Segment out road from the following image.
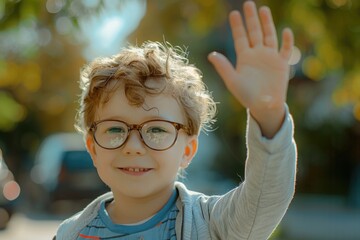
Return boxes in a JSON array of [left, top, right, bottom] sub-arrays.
[[0, 213, 62, 240]]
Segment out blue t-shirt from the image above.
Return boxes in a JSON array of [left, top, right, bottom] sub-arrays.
[[77, 190, 178, 240]]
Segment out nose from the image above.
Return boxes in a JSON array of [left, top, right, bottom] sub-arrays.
[[122, 130, 146, 155]]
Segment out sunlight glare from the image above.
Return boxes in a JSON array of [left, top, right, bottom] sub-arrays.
[[98, 17, 124, 47], [79, 0, 146, 60]]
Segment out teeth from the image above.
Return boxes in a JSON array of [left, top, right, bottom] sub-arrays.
[[126, 168, 146, 172]]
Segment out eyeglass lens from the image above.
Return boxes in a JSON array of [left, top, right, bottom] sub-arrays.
[[93, 120, 178, 150]]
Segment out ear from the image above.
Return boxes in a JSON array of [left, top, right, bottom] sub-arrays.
[[86, 134, 98, 167], [180, 136, 198, 169]]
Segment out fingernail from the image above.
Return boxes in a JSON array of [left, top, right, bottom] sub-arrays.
[[208, 52, 217, 60]]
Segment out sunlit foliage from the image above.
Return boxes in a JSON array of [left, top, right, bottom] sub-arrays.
[[263, 0, 360, 115]]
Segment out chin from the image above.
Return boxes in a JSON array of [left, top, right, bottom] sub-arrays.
[[112, 183, 173, 200]]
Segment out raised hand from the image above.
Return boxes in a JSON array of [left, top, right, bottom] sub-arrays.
[[208, 1, 294, 138]]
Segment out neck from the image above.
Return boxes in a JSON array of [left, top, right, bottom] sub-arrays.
[[107, 184, 175, 224]]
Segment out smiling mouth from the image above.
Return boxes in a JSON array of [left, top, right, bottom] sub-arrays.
[[119, 168, 152, 173]]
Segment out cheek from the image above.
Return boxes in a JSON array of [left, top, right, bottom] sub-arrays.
[[153, 146, 185, 169], [93, 148, 116, 169], [92, 150, 117, 184]]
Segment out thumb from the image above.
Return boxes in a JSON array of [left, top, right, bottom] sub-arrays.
[[208, 52, 236, 88]]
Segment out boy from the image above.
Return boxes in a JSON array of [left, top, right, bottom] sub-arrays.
[[54, 1, 297, 239]]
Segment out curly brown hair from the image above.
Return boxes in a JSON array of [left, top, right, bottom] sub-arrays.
[[75, 41, 216, 136]]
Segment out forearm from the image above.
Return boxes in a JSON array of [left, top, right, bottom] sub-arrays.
[[210, 108, 297, 239], [242, 107, 297, 238]]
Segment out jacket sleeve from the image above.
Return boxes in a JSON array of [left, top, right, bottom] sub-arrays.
[[209, 107, 297, 240]]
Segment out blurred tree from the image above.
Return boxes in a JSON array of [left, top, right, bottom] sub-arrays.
[[0, 0, 101, 133], [262, 0, 360, 116], [0, 0, 88, 173], [259, 0, 360, 200]]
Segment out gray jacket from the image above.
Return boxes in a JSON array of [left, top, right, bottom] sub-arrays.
[[55, 111, 297, 240]]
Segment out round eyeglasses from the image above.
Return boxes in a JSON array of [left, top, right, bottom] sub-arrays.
[[89, 119, 190, 151]]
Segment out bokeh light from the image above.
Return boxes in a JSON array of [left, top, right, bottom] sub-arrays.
[[353, 102, 360, 121], [289, 46, 302, 65], [46, 0, 64, 14], [326, 0, 351, 8], [0, 92, 27, 131], [3, 180, 21, 201], [302, 56, 327, 81], [55, 16, 73, 35]]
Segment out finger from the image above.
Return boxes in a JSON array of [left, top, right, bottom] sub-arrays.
[[280, 28, 294, 60], [208, 52, 237, 88], [243, 1, 263, 47], [259, 6, 278, 49], [229, 10, 249, 53]]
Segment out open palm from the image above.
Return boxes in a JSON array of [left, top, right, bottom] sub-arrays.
[[208, 1, 293, 112]]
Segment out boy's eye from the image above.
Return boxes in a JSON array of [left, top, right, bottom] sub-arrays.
[[146, 127, 167, 134], [144, 126, 170, 144], [106, 127, 126, 134]]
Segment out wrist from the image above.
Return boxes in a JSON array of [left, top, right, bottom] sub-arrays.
[[249, 104, 286, 139]]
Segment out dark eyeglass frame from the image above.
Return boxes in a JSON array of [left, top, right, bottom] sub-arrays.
[[89, 119, 190, 151]]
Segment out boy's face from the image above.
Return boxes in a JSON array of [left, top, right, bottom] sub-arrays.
[[86, 87, 197, 200]]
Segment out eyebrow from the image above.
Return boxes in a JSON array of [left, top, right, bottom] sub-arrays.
[[95, 115, 177, 123]]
